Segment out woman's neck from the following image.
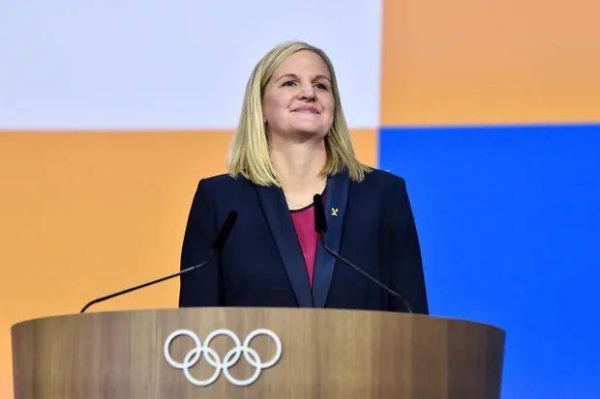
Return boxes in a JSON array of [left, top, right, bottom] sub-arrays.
[[270, 138, 327, 209]]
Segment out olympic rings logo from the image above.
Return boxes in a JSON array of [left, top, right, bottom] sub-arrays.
[[163, 328, 282, 387]]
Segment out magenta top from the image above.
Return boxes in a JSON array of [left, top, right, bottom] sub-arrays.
[[290, 204, 318, 287]]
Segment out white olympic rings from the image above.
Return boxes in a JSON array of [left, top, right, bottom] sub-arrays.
[[163, 328, 282, 387]]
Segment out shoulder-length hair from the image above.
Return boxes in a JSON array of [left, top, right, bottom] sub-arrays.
[[227, 41, 371, 186]]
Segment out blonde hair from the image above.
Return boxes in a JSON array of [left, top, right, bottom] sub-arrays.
[[227, 41, 371, 186]]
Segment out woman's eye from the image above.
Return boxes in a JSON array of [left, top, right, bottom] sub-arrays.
[[314, 83, 329, 90], [282, 80, 296, 87]]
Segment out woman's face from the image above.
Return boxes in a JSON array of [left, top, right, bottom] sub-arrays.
[[262, 50, 335, 141]]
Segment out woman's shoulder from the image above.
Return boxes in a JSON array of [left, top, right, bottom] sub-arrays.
[[359, 168, 407, 189], [196, 173, 254, 196], [199, 173, 250, 186], [200, 173, 237, 185]]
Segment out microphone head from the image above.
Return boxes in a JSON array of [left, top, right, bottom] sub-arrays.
[[212, 211, 238, 250], [313, 194, 328, 233]]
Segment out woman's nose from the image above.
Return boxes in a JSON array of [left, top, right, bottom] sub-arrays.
[[297, 84, 316, 100]]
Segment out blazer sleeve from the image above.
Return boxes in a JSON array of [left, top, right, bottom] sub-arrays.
[[179, 179, 221, 307], [388, 178, 429, 314]]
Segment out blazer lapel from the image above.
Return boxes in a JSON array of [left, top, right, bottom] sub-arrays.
[[312, 172, 350, 307], [255, 184, 314, 307]]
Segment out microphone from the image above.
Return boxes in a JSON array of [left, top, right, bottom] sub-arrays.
[[312, 195, 413, 313], [80, 211, 238, 313]]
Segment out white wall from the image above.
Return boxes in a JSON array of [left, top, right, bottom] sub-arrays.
[[0, 0, 382, 129]]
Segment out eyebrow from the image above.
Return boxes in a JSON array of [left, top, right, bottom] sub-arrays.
[[276, 73, 332, 82]]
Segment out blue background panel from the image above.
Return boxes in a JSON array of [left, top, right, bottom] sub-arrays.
[[380, 124, 600, 399]]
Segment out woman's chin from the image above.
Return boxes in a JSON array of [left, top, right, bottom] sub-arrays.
[[290, 124, 328, 137], [292, 130, 328, 141], [270, 126, 330, 142]]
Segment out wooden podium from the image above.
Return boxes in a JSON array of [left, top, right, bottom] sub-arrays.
[[12, 308, 504, 398]]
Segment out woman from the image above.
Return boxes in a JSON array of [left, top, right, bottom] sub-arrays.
[[179, 42, 428, 313]]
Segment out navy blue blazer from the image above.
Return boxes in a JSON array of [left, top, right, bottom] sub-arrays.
[[179, 169, 428, 314]]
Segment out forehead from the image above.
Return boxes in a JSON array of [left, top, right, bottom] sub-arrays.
[[273, 50, 331, 78]]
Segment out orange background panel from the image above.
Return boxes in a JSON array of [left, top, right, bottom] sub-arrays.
[[382, 0, 600, 125], [0, 129, 376, 398]]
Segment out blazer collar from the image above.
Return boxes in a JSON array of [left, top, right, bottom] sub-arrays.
[[312, 172, 350, 307], [255, 183, 314, 307], [255, 172, 350, 308]]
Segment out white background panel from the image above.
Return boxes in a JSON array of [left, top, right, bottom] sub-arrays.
[[0, 1, 381, 129]]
